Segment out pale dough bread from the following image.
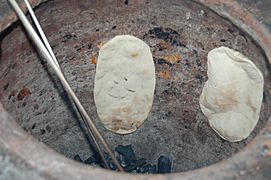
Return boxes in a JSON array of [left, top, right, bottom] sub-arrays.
[[94, 35, 155, 134], [199, 46, 264, 142]]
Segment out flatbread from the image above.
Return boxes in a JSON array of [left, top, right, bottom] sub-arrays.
[[199, 46, 264, 142], [94, 35, 155, 134]]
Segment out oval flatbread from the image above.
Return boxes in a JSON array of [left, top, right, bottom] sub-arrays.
[[94, 35, 155, 134], [199, 46, 264, 142]]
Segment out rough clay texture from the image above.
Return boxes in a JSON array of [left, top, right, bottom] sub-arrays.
[[200, 46, 264, 142], [94, 35, 155, 134], [0, 0, 271, 173]]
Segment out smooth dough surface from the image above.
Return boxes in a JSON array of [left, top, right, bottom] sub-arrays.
[[94, 35, 155, 134], [199, 46, 264, 142]]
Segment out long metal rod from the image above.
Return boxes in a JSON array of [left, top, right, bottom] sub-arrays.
[[74, 103, 110, 169], [23, 0, 60, 68], [8, 0, 123, 172], [22, 0, 110, 169]]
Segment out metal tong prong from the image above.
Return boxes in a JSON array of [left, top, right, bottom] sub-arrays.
[[7, 0, 124, 172]]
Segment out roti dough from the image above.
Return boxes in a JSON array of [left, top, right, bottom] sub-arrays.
[[94, 35, 155, 134], [200, 46, 264, 142]]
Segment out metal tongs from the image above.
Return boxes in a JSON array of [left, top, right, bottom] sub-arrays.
[[7, 0, 124, 172]]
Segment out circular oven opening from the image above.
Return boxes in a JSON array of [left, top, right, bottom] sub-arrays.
[[0, 0, 270, 174]]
